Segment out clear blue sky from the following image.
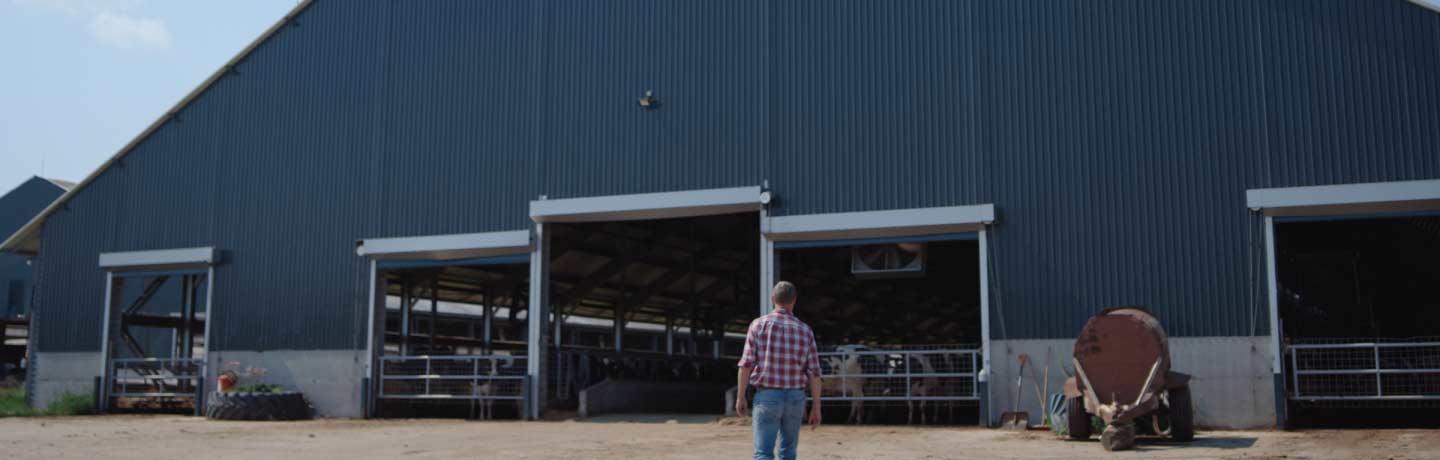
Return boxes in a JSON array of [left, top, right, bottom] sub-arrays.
[[0, 0, 298, 194]]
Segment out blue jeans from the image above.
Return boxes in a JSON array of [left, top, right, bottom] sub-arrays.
[[752, 389, 806, 460]]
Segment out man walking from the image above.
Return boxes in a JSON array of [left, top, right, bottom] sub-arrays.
[[736, 281, 822, 460]]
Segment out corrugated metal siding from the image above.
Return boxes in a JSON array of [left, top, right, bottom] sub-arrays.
[[770, 0, 1440, 338], [35, 1, 388, 351], [374, 0, 536, 237], [537, 0, 766, 199], [28, 0, 1440, 352], [973, 0, 1268, 339], [768, 0, 983, 214], [1258, 0, 1440, 187], [205, 2, 383, 351]]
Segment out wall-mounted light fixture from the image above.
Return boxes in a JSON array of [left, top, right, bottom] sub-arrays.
[[637, 90, 659, 110]]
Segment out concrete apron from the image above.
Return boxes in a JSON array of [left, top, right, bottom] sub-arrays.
[[987, 336, 1274, 430], [32, 350, 369, 418], [208, 350, 365, 418]]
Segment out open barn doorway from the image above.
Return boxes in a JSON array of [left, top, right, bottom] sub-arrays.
[[545, 212, 759, 419], [776, 235, 983, 425], [96, 248, 217, 415], [370, 257, 531, 419], [1276, 215, 1440, 428]]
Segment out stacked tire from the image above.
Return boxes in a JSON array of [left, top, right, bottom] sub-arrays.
[[206, 392, 311, 421], [1166, 387, 1194, 442]]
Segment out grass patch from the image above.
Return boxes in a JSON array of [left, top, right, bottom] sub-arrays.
[[44, 391, 95, 416], [0, 387, 95, 417], [0, 387, 31, 417]]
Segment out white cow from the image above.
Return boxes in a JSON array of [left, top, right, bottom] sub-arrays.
[[474, 353, 516, 420], [821, 345, 869, 424], [907, 354, 939, 425]]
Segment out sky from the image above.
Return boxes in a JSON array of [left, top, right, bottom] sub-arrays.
[[0, 0, 298, 194]]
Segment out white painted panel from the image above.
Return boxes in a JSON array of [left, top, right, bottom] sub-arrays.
[[358, 230, 530, 260], [767, 204, 995, 241], [990, 337, 1275, 430], [98, 247, 216, 269], [1246, 179, 1440, 216], [530, 186, 762, 223]]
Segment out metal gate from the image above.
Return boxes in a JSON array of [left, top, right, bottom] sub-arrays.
[[107, 357, 205, 411], [816, 346, 981, 402], [378, 355, 528, 405], [1287, 340, 1440, 401]]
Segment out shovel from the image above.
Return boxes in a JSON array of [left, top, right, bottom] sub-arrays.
[[1000, 354, 1030, 430]]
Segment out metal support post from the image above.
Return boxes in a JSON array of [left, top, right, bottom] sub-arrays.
[[527, 223, 551, 420], [400, 277, 412, 356], [430, 276, 439, 353], [665, 314, 675, 357], [482, 289, 494, 352]]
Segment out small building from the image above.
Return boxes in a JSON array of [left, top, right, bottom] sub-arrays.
[[0, 177, 71, 381]]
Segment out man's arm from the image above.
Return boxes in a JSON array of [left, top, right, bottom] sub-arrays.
[[735, 321, 759, 417], [806, 330, 822, 429], [736, 366, 753, 416]]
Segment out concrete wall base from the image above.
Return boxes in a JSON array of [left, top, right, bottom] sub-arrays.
[[31, 351, 102, 409], [208, 350, 365, 418], [987, 336, 1274, 429], [579, 379, 730, 418]]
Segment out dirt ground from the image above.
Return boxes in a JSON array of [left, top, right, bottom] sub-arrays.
[[0, 415, 1435, 460]]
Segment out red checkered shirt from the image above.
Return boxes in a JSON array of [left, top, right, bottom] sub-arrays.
[[738, 308, 821, 389]]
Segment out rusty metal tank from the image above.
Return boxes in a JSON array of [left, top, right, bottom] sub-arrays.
[[1072, 306, 1172, 406], [1063, 306, 1194, 451]]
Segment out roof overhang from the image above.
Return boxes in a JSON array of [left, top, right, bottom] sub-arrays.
[[766, 204, 995, 241], [357, 230, 531, 261], [99, 247, 217, 272], [530, 186, 763, 223], [0, 0, 316, 257], [1246, 179, 1440, 217]]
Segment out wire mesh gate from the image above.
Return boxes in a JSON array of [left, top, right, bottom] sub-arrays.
[[1287, 339, 1440, 402], [816, 346, 981, 403], [107, 357, 205, 411], [378, 355, 528, 406]]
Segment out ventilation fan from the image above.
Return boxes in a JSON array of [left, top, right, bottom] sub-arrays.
[[850, 243, 925, 278]]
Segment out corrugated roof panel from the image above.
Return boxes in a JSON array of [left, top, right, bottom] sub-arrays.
[[537, 0, 766, 199]]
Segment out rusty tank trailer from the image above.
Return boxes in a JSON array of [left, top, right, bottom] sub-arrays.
[[1062, 306, 1193, 451]]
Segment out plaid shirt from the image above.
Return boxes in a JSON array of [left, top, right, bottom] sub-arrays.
[[738, 308, 821, 389]]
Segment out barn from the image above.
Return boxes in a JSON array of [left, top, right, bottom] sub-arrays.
[[4, 0, 1440, 429], [0, 177, 70, 383]]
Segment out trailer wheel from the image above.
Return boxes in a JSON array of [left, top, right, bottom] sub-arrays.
[[1167, 387, 1194, 442], [1066, 396, 1091, 439]]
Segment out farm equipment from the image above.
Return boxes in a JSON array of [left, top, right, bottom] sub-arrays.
[[1063, 306, 1194, 451]]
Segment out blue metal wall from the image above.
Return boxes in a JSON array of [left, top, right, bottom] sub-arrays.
[[0, 177, 65, 319], [31, 0, 1440, 351]]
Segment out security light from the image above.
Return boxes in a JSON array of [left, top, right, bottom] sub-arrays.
[[637, 90, 659, 110]]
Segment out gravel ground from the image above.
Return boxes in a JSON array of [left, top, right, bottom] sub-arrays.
[[0, 415, 1435, 459]]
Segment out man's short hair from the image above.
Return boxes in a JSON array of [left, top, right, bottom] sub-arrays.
[[772, 281, 797, 306]]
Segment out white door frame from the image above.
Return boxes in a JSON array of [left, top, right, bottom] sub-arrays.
[[1248, 179, 1440, 425], [96, 247, 217, 412], [762, 203, 997, 422], [354, 230, 532, 417], [526, 186, 767, 419]]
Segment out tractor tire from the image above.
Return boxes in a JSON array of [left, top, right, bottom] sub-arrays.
[[1066, 396, 1091, 440], [1167, 386, 1195, 442], [206, 392, 311, 421]]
